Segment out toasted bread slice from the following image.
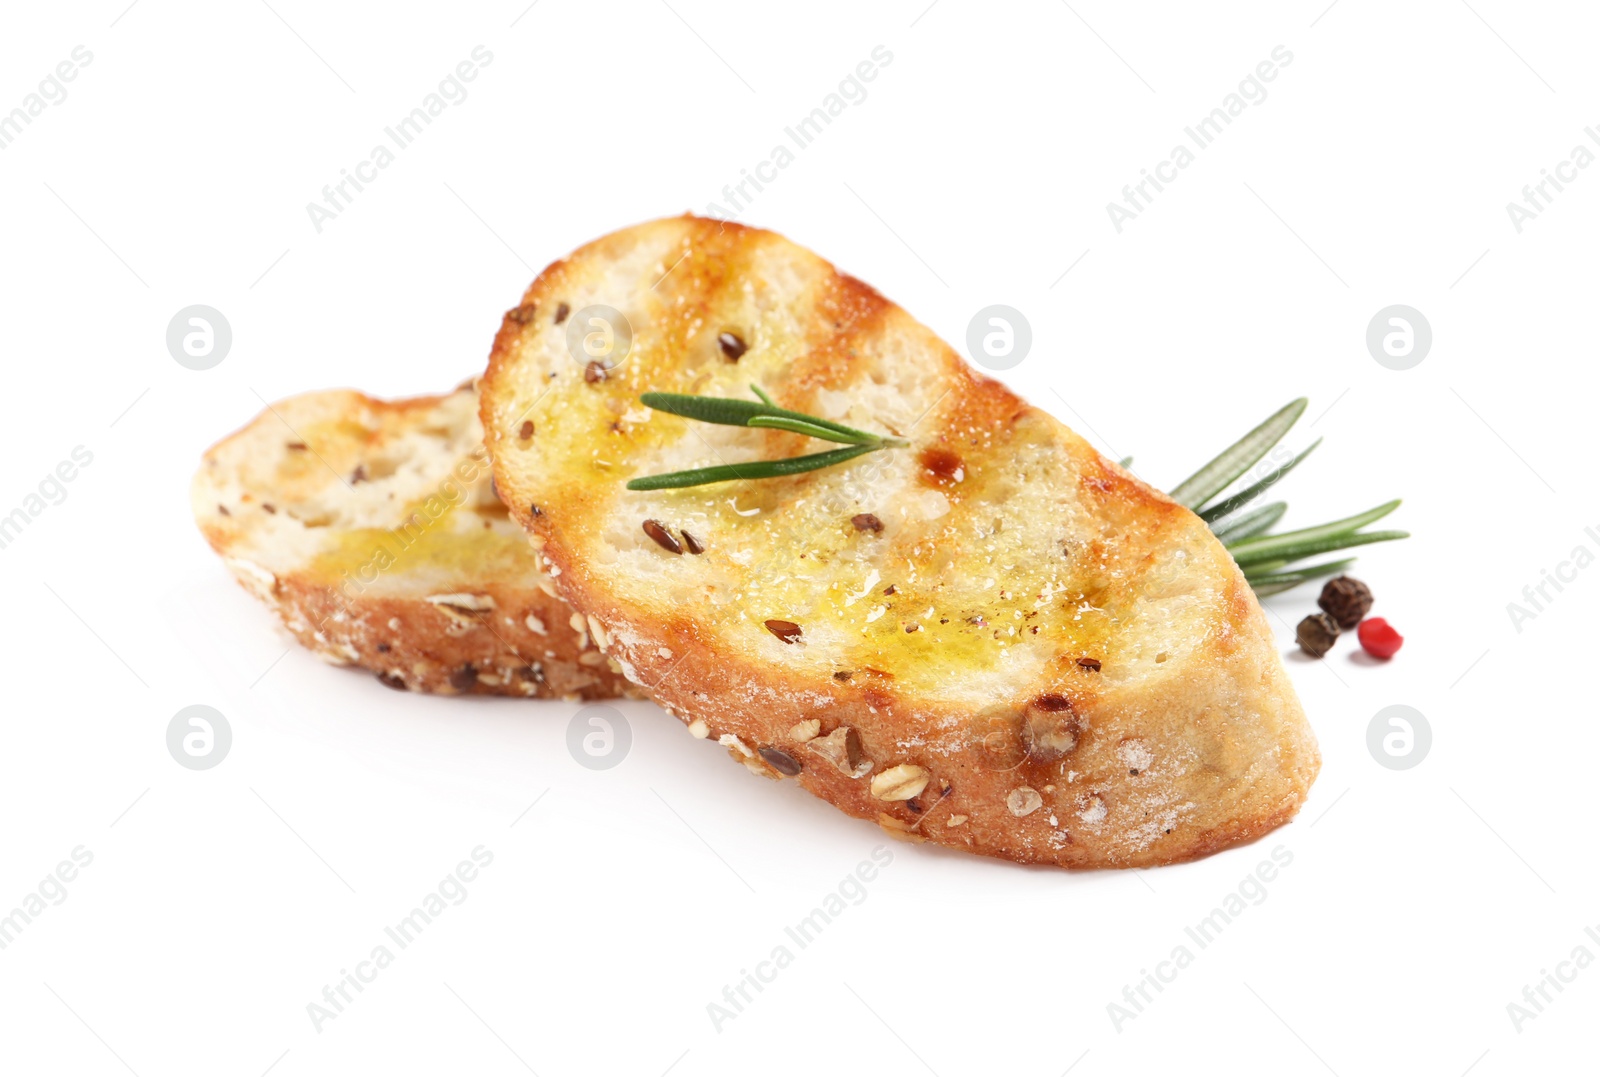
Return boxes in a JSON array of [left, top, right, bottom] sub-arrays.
[[480, 216, 1319, 867], [192, 384, 632, 699]]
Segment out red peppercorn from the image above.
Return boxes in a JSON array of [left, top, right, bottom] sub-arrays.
[[1357, 617, 1404, 659]]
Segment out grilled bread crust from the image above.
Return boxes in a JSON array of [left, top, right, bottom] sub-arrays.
[[481, 216, 1319, 867], [192, 385, 633, 700]]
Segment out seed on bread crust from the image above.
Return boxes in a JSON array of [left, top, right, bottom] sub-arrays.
[[507, 302, 538, 324], [1077, 657, 1102, 671], [519, 420, 535, 439], [584, 361, 607, 383], [426, 593, 495, 612], [376, 672, 408, 691], [717, 331, 748, 361], [554, 301, 571, 324], [681, 529, 705, 555], [1023, 694, 1082, 761], [1007, 787, 1043, 816], [877, 813, 927, 842], [871, 764, 930, 801], [810, 726, 865, 775], [759, 746, 803, 775], [851, 513, 884, 533], [426, 593, 496, 626]]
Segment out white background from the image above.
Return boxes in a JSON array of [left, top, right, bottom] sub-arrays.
[[1, 1, 1595, 1074]]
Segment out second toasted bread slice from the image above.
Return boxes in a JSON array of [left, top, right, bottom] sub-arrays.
[[193, 384, 632, 699]]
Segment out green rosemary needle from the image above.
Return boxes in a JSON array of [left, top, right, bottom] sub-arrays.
[[1176, 398, 1408, 596], [626, 386, 906, 490]]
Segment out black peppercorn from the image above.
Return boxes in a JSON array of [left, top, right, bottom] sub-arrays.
[[1296, 613, 1340, 658], [1318, 576, 1373, 629]]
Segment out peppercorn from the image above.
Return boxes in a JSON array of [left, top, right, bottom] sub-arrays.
[[1318, 575, 1373, 629], [1296, 612, 1340, 657], [1357, 617, 1404, 659]]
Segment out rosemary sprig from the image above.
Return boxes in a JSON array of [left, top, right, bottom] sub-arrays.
[[1170, 398, 1307, 510], [626, 387, 906, 490], [1244, 558, 1357, 596], [1174, 399, 1408, 596], [626, 444, 879, 490], [1198, 438, 1320, 523], [1209, 500, 1286, 545], [626, 384, 1406, 598], [1232, 524, 1410, 569]]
